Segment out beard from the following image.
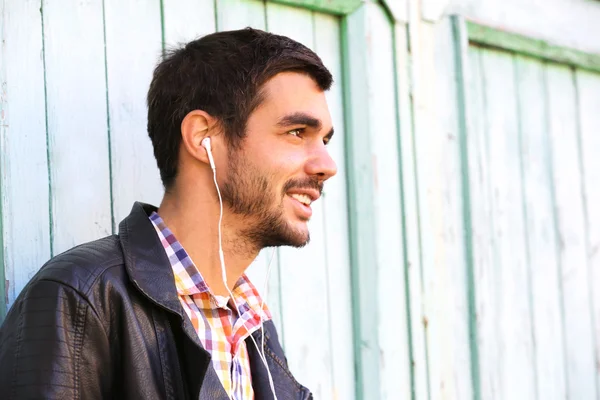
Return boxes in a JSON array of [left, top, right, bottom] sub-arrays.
[[219, 148, 322, 250]]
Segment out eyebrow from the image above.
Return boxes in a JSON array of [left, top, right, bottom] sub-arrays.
[[277, 112, 322, 130], [277, 112, 335, 142]]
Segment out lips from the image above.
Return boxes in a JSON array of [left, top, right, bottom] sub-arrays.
[[285, 188, 320, 204], [285, 188, 320, 219]]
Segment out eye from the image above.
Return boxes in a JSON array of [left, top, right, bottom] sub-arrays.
[[287, 128, 303, 137]]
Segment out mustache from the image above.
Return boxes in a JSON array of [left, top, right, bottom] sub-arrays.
[[282, 177, 323, 196]]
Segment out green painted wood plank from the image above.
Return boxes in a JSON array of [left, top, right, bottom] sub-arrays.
[[451, 17, 481, 400], [546, 63, 597, 400], [418, 17, 473, 399], [104, 0, 163, 231], [313, 11, 356, 400], [515, 54, 567, 400], [461, 45, 489, 400], [394, 22, 429, 400], [265, 4, 335, 398], [466, 21, 600, 73], [0, 0, 51, 312], [576, 69, 600, 398], [267, 0, 361, 15], [341, 4, 381, 399], [364, 4, 411, 399]]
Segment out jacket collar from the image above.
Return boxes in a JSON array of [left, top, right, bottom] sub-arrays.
[[118, 202, 184, 316], [118, 202, 311, 399]]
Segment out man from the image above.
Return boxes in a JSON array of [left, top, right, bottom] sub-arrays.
[[0, 28, 336, 399]]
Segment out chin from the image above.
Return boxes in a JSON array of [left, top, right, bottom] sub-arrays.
[[281, 222, 310, 248]]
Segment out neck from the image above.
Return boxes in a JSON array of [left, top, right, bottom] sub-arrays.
[[157, 187, 260, 297]]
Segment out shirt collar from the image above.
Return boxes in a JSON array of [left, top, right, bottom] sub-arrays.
[[149, 211, 271, 320]]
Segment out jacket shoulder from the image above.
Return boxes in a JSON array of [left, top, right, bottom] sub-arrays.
[[34, 235, 126, 296]]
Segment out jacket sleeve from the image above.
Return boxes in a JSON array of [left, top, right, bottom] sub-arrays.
[[0, 279, 112, 399]]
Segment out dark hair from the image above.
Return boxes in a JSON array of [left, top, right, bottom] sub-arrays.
[[147, 27, 333, 189]]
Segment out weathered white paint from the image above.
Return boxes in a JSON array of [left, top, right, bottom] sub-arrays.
[[0, 0, 51, 308], [395, 20, 430, 400], [464, 46, 496, 400], [364, 4, 412, 400], [313, 12, 356, 400], [343, 4, 384, 396], [217, 0, 265, 31], [475, 47, 535, 400], [576, 69, 600, 400], [515, 54, 567, 400], [381, 0, 408, 22], [3, 1, 600, 399], [419, 18, 472, 400], [419, 0, 600, 53], [162, 0, 215, 48], [453, 0, 600, 54], [264, 4, 334, 398], [42, 0, 112, 255], [546, 63, 597, 400], [104, 0, 164, 229]]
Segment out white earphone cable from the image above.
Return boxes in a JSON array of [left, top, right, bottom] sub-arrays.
[[208, 150, 279, 400]]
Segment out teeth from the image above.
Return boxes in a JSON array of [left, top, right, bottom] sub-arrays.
[[290, 193, 312, 206]]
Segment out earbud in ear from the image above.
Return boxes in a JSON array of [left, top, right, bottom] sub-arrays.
[[201, 137, 216, 171], [201, 137, 211, 151]]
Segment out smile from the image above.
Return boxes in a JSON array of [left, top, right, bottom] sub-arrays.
[[289, 193, 312, 206]]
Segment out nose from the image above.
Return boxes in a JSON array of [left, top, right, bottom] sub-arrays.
[[306, 144, 337, 182]]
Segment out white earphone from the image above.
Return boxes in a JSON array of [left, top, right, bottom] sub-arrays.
[[201, 137, 278, 400], [201, 137, 216, 170]]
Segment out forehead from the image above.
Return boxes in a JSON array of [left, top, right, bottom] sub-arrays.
[[256, 72, 332, 126]]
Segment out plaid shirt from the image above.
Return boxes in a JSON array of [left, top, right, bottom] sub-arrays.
[[149, 212, 271, 399]]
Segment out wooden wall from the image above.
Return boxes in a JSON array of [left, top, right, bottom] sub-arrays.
[[465, 43, 600, 400], [0, 1, 357, 398], [2, 0, 600, 399]]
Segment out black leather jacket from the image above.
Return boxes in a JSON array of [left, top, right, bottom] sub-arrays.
[[0, 202, 312, 399]]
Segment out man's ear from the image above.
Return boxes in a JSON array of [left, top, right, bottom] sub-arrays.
[[180, 110, 219, 167]]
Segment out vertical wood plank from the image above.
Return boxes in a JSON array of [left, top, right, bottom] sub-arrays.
[[342, 5, 382, 397], [43, 0, 112, 255], [419, 18, 472, 399], [162, 0, 215, 47], [546, 63, 597, 400], [516, 55, 567, 400], [265, 4, 334, 398], [343, 3, 414, 398], [217, 0, 265, 31], [104, 0, 163, 229], [365, 5, 412, 400], [575, 68, 600, 400], [474, 47, 535, 400], [395, 21, 430, 400], [0, 0, 51, 309], [314, 12, 356, 400], [0, 0, 4, 317], [464, 46, 494, 400]]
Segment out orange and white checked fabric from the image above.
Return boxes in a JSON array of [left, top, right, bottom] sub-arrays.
[[150, 212, 271, 399]]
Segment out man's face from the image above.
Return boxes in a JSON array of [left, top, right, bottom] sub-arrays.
[[220, 72, 337, 249]]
